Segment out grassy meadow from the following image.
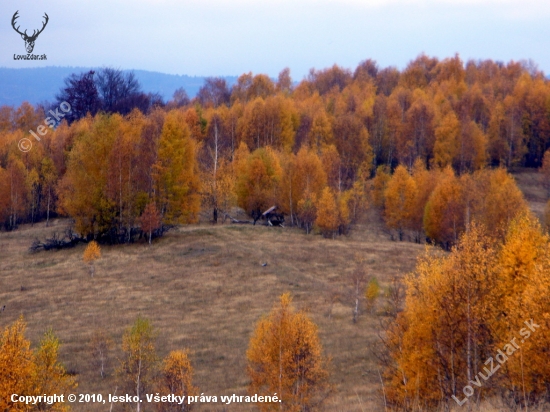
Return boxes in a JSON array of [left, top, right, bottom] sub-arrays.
[[0, 169, 546, 411]]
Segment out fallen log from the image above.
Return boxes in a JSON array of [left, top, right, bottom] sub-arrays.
[[223, 213, 253, 224]]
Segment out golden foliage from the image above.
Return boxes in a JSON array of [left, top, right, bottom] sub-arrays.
[[296, 190, 317, 234], [423, 166, 464, 246], [384, 214, 550, 408], [57, 114, 118, 235], [371, 165, 391, 209], [384, 165, 417, 240], [0, 318, 76, 411], [33, 329, 77, 411], [235, 146, 282, 215], [315, 187, 339, 238], [119, 316, 158, 407], [247, 293, 329, 411], [83, 241, 101, 263], [433, 111, 460, 169], [153, 110, 201, 225], [157, 350, 198, 411], [279, 146, 326, 223], [0, 317, 35, 411]]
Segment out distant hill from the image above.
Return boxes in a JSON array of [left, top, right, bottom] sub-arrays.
[[0, 67, 238, 108]]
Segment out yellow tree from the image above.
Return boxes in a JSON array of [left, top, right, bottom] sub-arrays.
[[39, 157, 58, 227], [315, 187, 339, 238], [0, 318, 35, 412], [297, 190, 317, 234], [279, 146, 326, 226], [384, 225, 499, 408], [307, 110, 333, 150], [106, 110, 144, 240], [83, 241, 101, 277], [26, 168, 40, 226], [199, 107, 235, 223], [346, 178, 369, 225], [0, 319, 75, 412], [157, 350, 198, 411], [153, 110, 201, 226], [458, 120, 488, 172], [337, 190, 351, 235], [384, 165, 418, 241], [57, 114, 117, 236], [264, 94, 298, 151], [473, 168, 528, 239], [423, 166, 465, 248], [32, 329, 77, 411], [410, 158, 439, 242], [371, 165, 391, 209], [433, 111, 460, 169], [238, 97, 268, 149], [332, 113, 373, 188], [320, 144, 342, 192], [491, 214, 550, 401], [235, 146, 282, 216], [119, 316, 158, 412], [247, 294, 329, 412]]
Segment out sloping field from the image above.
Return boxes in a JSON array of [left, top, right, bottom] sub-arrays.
[[0, 170, 545, 411], [0, 215, 423, 411]]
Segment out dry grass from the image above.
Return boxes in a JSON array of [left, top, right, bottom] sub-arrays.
[[0, 170, 544, 412], [512, 168, 549, 221], [0, 213, 423, 411]]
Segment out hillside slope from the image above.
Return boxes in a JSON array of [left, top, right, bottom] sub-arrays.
[[0, 67, 238, 107], [0, 216, 422, 411]]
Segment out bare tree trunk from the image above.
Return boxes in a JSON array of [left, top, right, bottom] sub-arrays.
[[109, 387, 117, 412], [136, 356, 142, 412], [46, 186, 51, 227]]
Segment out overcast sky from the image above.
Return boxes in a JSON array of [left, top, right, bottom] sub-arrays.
[[1, 0, 549, 79]]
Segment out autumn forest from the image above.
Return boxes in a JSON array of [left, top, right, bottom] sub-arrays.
[[1, 55, 550, 411]]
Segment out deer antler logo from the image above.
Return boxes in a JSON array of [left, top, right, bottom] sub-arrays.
[[11, 11, 49, 54]]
